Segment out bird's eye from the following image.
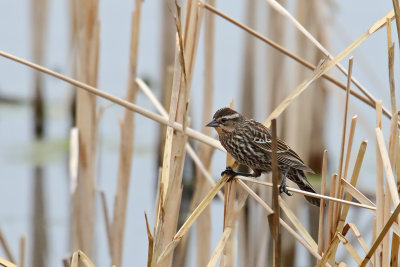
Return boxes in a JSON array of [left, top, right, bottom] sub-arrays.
[[221, 118, 227, 123]]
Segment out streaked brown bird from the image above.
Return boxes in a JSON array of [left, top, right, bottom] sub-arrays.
[[206, 107, 320, 206]]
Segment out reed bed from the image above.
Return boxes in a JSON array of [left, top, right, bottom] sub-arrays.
[[1, 0, 400, 267]]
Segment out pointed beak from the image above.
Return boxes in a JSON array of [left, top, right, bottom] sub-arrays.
[[206, 119, 219, 127]]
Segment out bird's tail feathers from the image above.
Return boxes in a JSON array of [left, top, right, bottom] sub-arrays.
[[288, 170, 320, 207]]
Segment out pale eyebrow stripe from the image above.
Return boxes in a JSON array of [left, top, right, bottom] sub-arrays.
[[221, 113, 240, 120]]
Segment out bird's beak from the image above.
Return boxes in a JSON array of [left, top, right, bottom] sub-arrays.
[[206, 119, 219, 127]]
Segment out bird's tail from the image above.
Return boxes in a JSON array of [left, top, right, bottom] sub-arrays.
[[288, 169, 320, 207]]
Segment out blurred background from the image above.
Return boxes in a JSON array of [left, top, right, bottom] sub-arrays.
[[0, 0, 397, 266]]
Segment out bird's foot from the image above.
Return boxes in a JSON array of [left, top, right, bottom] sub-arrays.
[[221, 166, 237, 181], [279, 182, 293, 196]]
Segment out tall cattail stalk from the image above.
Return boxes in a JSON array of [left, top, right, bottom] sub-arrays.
[[71, 0, 100, 258], [108, 1, 142, 266], [31, 0, 48, 266]]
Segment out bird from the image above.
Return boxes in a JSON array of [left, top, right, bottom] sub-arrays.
[[206, 107, 320, 206]]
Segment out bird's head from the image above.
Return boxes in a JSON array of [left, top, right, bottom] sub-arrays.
[[206, 107, 244, 135]]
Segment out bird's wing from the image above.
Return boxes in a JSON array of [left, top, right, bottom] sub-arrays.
[[247, 120, 314, 173]]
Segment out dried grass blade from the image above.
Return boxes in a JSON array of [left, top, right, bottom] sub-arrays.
[[340, 178, 375, 210], [0, 257, 18, 267], [235, 176, 375, 210], [334, 57, 354, 233], [0, 229, 15, 263], [343, 223, 370, 254], [382, 185, 391, 267], [318, 150, 328, 255], [375, 100, 385, 264], [156, 170, 235, 264], [263, 0, 393, 108], [325, 174, 337, 252], [337, 233, 362, 265], [279, 196, 318, 251], [386, 19, 396, 114], [70, 250, 95, 267], [19, 235, 25, 267], [144, 213, 154, 267], [376, 128, 400, 206], [206, 227, 232, 267], [360, 203, 400, 266], [99, 190, 112, 255], [270, 119, 281, 266], [110, 1, 142, 264], [318, 233, 341, 267], [200, 1, 382, 113], [236, 180, 324, 262]]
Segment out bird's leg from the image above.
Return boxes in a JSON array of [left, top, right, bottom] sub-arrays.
[[221, 167, 261, 182], [279, 170, 293, 196]]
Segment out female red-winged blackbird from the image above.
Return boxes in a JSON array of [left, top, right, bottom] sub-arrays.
[[206, 107, 320, 206]]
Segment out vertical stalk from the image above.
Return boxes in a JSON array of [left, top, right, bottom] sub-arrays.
[[31, 0, 48, 265], [71, 0, 100, 257]]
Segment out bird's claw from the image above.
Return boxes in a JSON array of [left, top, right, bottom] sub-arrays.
[[221, 166, 237, 181], [221, 166, 234, 176], [279, 182, 293, 196]]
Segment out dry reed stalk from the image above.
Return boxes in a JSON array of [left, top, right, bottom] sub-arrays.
[[157, 170, 235, 264], [153, 5, 205, 263], [19, 235, 25, 267], [262, 0, 393, 112], [0, 50, 224, 150], [136, 78, 224, 200], [235, 176, 375, 210], [206, 227, 233, 267], [144, 213, 154, 267], [386, 19, 396, 114], [388, 114, 399, 265], [99, 191, 112, 255], [318, 233, 341, 267], [333, 57, 353, 235], [336, 116, 358, 217], [0, 257, 18, 267], [341, 224, 373, 266], [200, 1, 398, 120], [70, 250, 95, 267], [236, 180, 325, 262], [382, 184, 391, 267], [342, 224, 369, 254], [71, 0, 100, 257], [270, 119, 281, 267], [198, 2, 381, 115], [192, 3, 215, 264], [337, 233, 362, 265], [336, 141, 367, 232], [152, 39, 186, 267], [340, 178, 375, 210], [376, 128, 400, 207], [361, 203, 400, 266], [343, 116, 358, 180], [325, 174, 337, 252], [279, 197, 318, 251], [391, 0, 400, 51], [0, 229, 15, 263], [31, 0, 48, 265], [109, 1, 142, 265], [375, 100, 384, 265], [318, 150, 328, 256], [221, 180, 236, 266], [266, 0, 286, 114], [386, 16, 400, 264], [241, 0, 256, 118]]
